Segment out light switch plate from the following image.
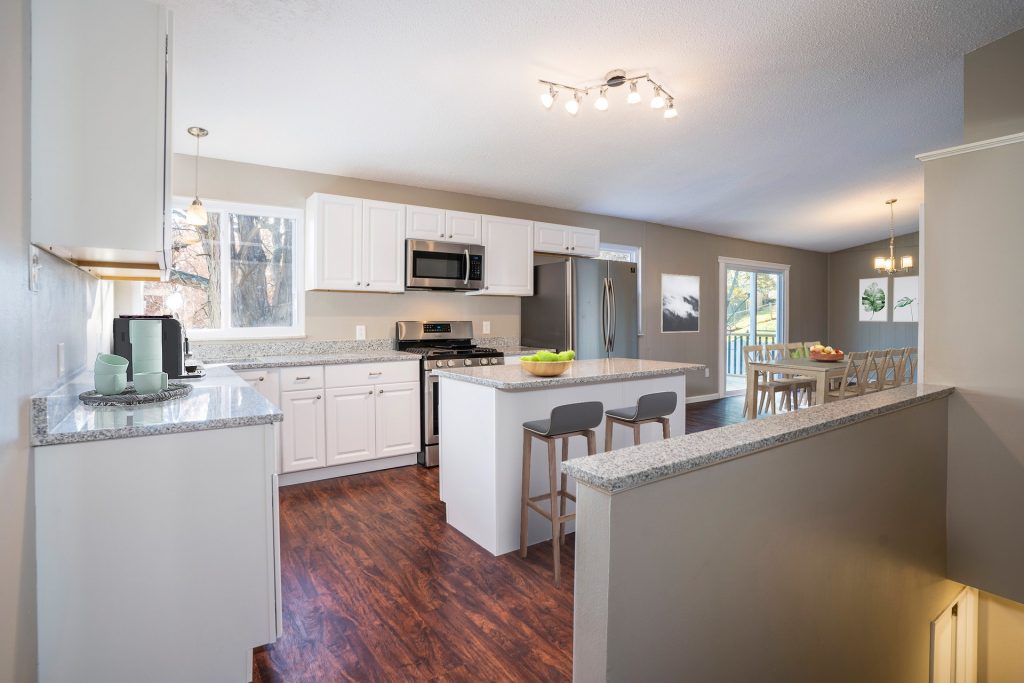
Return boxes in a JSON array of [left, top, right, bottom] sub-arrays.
[[482, 321, 491, 334], [57, 342, 66, 376], [355, 325, 366, 341], [704, 367, 710, 378]]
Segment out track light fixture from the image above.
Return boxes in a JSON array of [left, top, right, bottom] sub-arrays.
[[538, 69, 678, 121]]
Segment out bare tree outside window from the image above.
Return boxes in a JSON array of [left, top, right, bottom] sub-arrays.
[[144, 209, 222, 328], [230, 213, 295, 328]]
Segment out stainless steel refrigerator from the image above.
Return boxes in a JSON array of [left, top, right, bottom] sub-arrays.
[[521, 258, 639, 359]]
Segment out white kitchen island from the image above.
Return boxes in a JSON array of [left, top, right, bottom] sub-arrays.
[[435, 358, 703, 555]]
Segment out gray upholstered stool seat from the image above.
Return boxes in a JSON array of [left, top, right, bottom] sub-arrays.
[[604, 391, 677, 451], [520, 400, 603, 586]]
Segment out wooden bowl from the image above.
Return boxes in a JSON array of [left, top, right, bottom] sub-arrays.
[[521, 360, 573, 377], [809, 350, 844, 362]]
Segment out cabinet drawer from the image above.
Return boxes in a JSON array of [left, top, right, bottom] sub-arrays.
[[278, 366, 324, 391], [326, 361, 419, 388]]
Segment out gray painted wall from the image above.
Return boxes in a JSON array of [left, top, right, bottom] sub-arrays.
[[173, 155, 829, 397], [922, 141, 1024, 606], [0, 3, 113, 680], [964, 27, 1024, 143], [573, 398, 962, 681], [827, 232, 919, 353]]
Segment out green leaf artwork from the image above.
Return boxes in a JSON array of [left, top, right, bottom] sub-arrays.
[[895, 296, 914, 309], [861, 282, 886, 320]]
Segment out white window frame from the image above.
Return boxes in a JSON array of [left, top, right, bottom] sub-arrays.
[[160, 197, 305, 340], [599, 242, 643, 335]]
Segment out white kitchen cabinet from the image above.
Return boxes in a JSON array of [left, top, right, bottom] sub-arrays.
[[445, 211, 483, 245], [305, 194, 405, 292], [406, 205, 446, 240], [477, 216, 534, 296], [236, 369, 280, 406], [305, 193, 362, 291], [375, 381, 420, 457], [325, 385, 376, 465], [31, 0, 173, 278], [279, 388, 326, 473], [533, 222, 601, 258]]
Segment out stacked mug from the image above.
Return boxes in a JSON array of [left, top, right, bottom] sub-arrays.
[[94, 353, 129, 396], [129, 319, 169, 394]]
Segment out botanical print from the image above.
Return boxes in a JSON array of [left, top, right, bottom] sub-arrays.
[[892, 276, 919, 322], [859, 277, 888, 322], [662, 274, 699, 332]]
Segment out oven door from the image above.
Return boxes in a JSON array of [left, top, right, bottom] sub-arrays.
[[406, 239, 484, 291], [422, 370, 440, 467]]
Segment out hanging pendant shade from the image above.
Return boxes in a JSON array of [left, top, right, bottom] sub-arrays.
[[186, 126, 209, 227]]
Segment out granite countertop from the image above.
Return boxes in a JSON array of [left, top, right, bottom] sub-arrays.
[[562, 383, 955, 494], [221, 350, 419, 370], [490, 345, 553, 357], [31, 365, 283, 446], [433, 358, 705, 391]]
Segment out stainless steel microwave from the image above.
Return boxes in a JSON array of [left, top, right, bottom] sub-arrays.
[[405, 239, 485, 291]]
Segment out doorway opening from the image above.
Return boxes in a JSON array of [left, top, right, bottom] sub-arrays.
[[718, 257, 790, 397]]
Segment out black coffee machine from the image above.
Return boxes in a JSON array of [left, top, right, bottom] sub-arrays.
[[112, 315, 187, 380]]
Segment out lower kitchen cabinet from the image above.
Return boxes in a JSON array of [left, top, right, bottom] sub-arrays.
[[237, 368, 281, 404], [280, 388, 326, 473], [325, 385, 376, 465], [375, 381, 420, 457]]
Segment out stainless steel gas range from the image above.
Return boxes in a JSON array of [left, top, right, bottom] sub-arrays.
[[396, 321, 505, 467]]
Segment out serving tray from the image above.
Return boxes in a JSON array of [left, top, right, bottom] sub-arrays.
[[79, 382, 194, 407]]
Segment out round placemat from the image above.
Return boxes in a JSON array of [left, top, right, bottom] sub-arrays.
[[79, 382, 194, 407]]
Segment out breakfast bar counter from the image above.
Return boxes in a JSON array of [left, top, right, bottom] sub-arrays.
[[436, 358, 703, 555]]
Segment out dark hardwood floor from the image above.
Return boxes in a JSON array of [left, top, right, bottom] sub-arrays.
[[255, 396, 740, 682]]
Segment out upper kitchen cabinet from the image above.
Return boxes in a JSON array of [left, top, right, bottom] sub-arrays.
[[406, 206, 483, 245], [306, 193, 405, 292], [533, 222, 601, 258], [31, 0, 173, 280], [476, 216, 534, 296]]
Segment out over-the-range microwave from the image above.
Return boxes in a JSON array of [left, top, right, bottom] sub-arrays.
[[405, 239, 485, 291]]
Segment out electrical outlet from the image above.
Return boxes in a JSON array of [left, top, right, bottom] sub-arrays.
[[482, 320, 491, 334], [57, 343, 65, 376], [355, 325, 366, 341]]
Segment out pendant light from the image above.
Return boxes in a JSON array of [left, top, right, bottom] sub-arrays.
[[185, 126, 209, 226], [874, 198, 913, 274]]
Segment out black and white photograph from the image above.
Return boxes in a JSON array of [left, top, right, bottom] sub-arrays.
[[661, 273, 700, 332]]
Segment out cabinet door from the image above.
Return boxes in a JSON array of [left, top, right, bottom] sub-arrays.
[[375, 381, 421, 458], [306, 194, 362, 291], [480, 216, 534, 296], [279, 389, 326, 473], [362, 200, 406, 292], [236, 369, 280, 406], [445, 211, 483, 245], [406, 205, 445, 241], [324, 385, 376, 465], [534, 222, 571, 254], [570, 227, 601, 257]]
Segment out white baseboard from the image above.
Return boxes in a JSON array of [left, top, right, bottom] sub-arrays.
[[686, 393, 722, 404], [278, 453, 419, 486]]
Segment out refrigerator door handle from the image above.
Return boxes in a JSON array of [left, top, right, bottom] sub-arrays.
[[608, 276, 616, 353], [601, 277, 611, 353]]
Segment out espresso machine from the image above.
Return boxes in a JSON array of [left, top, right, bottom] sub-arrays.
[[112, 315, 191, 380]]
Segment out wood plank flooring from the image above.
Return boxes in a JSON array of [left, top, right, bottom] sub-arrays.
[[255, 397, 740, 682]]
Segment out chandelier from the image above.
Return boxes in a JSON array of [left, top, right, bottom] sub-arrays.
[[874, 198, 913, 274], [538, 69, 678, 119]]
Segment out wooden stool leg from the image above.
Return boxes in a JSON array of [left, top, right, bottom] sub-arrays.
[[660, 417, 670, 439], [586, 429, 596, 455], [558, 437, 568, 546], [547, 438, 561, 586], [520, 431, 531, 558], [632, 423, 641, 446], [604, 417, 613, 452]]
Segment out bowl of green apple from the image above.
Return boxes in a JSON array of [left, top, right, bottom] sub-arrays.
[[519, 350, 576, 377]]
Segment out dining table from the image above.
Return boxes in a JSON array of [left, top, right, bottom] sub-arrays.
[[744, 357, 850, 419]]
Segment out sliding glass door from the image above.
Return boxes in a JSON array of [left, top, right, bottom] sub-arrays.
[[723, 265, 786, 395]]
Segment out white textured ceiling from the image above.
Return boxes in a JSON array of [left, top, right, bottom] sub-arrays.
[[166, 0, 1024, 252]]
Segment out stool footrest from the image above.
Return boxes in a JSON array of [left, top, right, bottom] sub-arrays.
[[525, 498, 577, 524]]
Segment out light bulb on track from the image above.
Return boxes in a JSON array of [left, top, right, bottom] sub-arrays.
[[594, 87, 609, 111], [565, 92, 581, 116], [663, 101, 678, 119], [626, 81, 641, 104], [650, 87, 665, 109], [540, 85, 557, 109]]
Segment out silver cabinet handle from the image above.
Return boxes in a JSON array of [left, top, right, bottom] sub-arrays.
[[463, 248, 470, 286], [355, 282, 361, 286], [295, 376, 311, 381], [316, 394, 321, 400], [368, 371, 383, 376], [448, 233, 453, 238], [378, 389, 384, 394], [365, 282, 371, 287], [565, 246, 570, 250], [368, 390, 373, 395], [258, 376, 264, 382]]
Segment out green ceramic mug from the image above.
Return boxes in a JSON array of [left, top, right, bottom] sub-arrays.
[[95, 372, 127, 396], [94, 353, 129, 375], [134, 371, 168, 395]]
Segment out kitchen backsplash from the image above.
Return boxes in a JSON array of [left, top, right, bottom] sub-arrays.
[[191, 336, 521, 361]]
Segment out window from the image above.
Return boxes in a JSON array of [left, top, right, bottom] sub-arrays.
[[600, 242, 643, 334], [144, 199, 304, 339]]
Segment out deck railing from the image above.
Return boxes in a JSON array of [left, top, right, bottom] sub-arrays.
[[726, 334, 776, 375]]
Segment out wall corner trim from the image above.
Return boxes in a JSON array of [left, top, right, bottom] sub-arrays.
[[916, 131, 1024, 162]]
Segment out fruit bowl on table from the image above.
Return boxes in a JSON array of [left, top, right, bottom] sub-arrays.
[[521, 360, 574, 377], [809, 350, 844, 362]]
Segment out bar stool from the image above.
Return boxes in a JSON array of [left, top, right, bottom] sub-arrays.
[[520, 401, 603, 586], [604, 391, 677, 451]]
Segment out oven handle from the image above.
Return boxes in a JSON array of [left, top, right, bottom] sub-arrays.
[[423, 371, 439, 446], [463, 249, 470, 286]]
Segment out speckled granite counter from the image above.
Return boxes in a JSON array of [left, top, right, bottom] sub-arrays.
[[433, 358, 705, 391], [562, 383, 955, 493], [220, 350, 418, 370], [31, 365, 282, 446], [490, 345, 553, 357]]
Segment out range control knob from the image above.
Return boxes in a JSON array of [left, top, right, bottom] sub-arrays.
[[464, 359, 473, 366], [435, 360, 443, 368], [447, 360, 456, 367], [491, 357, 501, 365]]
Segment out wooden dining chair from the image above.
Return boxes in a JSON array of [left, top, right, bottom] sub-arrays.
[[763, 343, 814, 413], [742, 344, 767, 417], [784, 342, 816, 407], [825, 351, 870, 401], [903, 347, 919, 384], [863, 349, 892, 392], [884, 347, 908, 388]]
